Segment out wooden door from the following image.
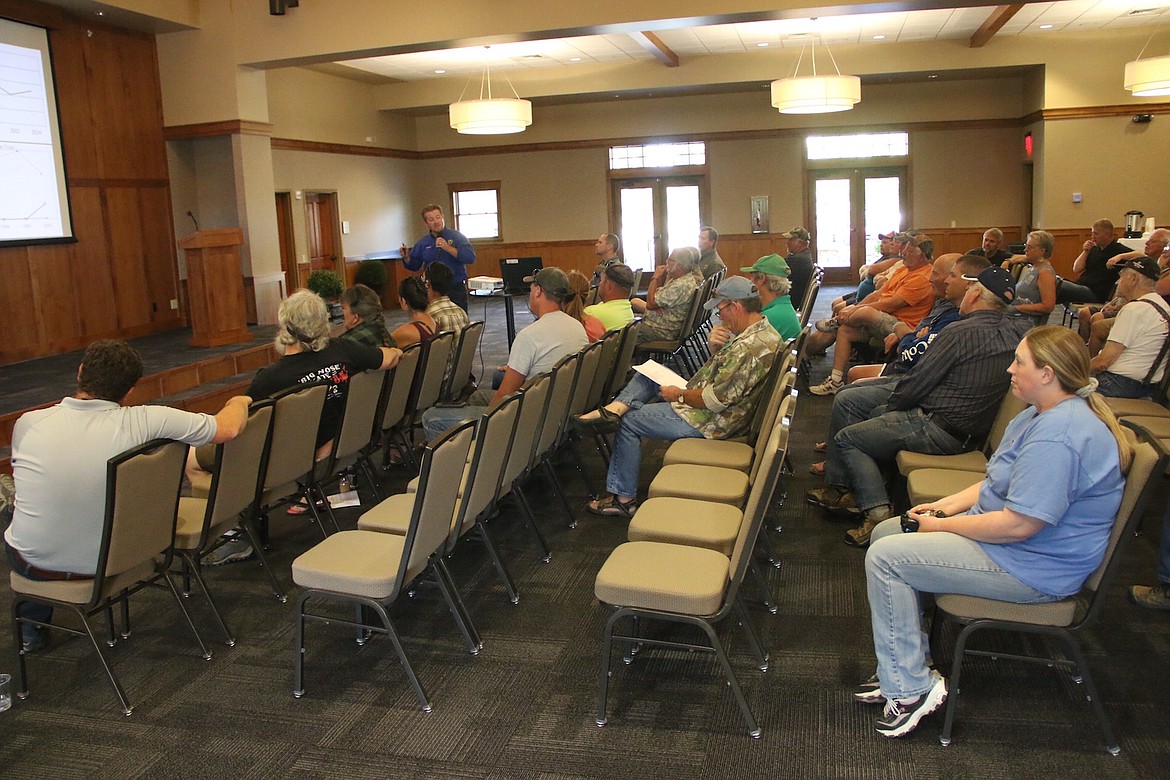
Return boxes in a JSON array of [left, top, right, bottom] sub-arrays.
[[275, 192, 297, 290], [305, 192, 340, 273]]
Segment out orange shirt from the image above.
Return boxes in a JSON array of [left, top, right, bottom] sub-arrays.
[[879, 263, 935, 327]]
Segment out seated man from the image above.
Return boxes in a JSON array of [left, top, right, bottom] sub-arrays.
[[4, 340, 251, 651], [831, 232, 903, 315], [807, 267, 1029, 547], [808, 234, 937, 396], [422, 267, 588, 440], [1090, 257, 1170, 399], [424, 262, 470, 336], [632, 246, 703, 344], [572, 277, 780, 517], [966, 227, 1012, 265], [584, 262, 636, 332], [740, 254, 801, 341], [697, 226, 726, 280], [1078, 229, 1170, 345], [781, 226, 816, 307], [1056, 218, 1130, 305]]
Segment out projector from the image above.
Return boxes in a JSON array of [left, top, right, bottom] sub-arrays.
[[468, 276, 504, 294]]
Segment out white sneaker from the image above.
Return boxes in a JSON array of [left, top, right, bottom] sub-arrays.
[[815, 317, 840, 333], [809, 377, 844, 396]]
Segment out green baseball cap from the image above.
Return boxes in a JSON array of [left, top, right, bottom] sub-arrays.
[[741, 253, 790, 277]]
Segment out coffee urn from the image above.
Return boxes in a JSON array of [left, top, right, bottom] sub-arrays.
[[1125, 210, 1145, 238]]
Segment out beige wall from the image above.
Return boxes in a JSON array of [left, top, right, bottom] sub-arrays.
[[267, 68, 416, 150], [910, 126, 1025, 229]]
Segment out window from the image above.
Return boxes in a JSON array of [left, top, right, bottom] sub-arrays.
[[609, 141, 706, 170], [805, 132, 908, 160], [449, 181, 501, 240]]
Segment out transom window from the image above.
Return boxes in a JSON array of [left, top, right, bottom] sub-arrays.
[[609, 142, 706, 170], [449, 181, 501, 240], [806, 132, 908, 160]]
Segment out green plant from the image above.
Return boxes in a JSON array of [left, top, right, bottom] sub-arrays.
[[306, 269, 343, 299], [354, 259, 388, 288]]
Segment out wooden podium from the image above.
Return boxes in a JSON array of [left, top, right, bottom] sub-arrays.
[[180, 229, 252, 348]]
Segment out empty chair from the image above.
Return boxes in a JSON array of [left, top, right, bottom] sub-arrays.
[[497, 372, 554, 561], [291, 419, 478, 710], [174, 401, 284, 644], [11, 439, 211, 715], [594, 418, 790, 737]]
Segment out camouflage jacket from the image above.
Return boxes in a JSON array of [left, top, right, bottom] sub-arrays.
[[644, 269, 702, 340], [675, 316, 780, 439]]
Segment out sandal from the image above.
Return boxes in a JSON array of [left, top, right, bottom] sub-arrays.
[[814, 441, 827, 453], [809, 461, 825, 476], [571, 406, 623, 436], [587, 495, 639, 518], [287, 498, 325, 516]]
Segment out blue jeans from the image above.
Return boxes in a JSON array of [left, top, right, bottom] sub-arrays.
[[827, 407, 969, 513], [1095, 371, 1154, 399], [865, 518, 1056, 700], [606, 374, 704, 498], [856, 276, 877, 302], [1055, 278, 1100, 305], [422, 405, 484, 441], [823, 377, 898, 474], [5, 544, 56, 643]]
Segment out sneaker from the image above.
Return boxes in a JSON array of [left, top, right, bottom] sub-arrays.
[[204, 534, 254, 566], [845, 506, 893, 548], [875, 674, 948, 737], [21, 627, 49, 654], [853, 674, 884, 704], [809, 377, 844, 396], [805, 486, 861, 515], [1129, 582, 1170, 611], [815, 317, 840, 333]]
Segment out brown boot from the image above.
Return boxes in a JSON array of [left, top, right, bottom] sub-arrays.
[[845, 506, 893, 548]]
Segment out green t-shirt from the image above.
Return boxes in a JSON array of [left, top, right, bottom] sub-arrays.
[[762, 295, 801, 341]]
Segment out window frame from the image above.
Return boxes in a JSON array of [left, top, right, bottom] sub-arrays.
[[448, 180, 503, 242]]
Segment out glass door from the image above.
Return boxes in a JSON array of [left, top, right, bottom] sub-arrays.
[[613, 176, 704, 272], [810, 167, 905, 283]]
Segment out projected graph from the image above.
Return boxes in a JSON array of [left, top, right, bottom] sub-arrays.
[[0, 40, 63, 240]]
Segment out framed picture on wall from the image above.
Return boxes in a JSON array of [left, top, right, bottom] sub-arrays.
[[751, 196, 769, 234]]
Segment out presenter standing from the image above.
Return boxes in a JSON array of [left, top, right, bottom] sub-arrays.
[[401, 204, 476, 311]]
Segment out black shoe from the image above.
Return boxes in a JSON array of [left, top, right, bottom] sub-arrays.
[[21, 627, 49, 653], [571, 407, 622, 435]]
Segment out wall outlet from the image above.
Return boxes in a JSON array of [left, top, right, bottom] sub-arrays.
[[342, 220, 350, 234]]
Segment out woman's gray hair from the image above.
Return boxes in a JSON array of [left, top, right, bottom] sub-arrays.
[[758, 273, 791, 295], [671, 246, 701, 271], [1027, 230, 1055, 259], [276, 290, 330, 353], [341, 284, 385, 324]]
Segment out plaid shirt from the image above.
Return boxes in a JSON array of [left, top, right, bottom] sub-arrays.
[[426, 296, 469, 335]]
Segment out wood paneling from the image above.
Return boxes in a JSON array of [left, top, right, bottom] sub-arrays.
[[0, 1, 181, 366]]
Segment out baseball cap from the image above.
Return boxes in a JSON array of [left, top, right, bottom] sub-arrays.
[[781, 227, 811, 241], [741, 253, 790, 277], [603, 262, 636, 288], [1120, 256, 1160, 281], [962, 266, 1016, 305], [523, 267, 572, 301], [703, 276, 759, 310], [878, 231, 898, 240]]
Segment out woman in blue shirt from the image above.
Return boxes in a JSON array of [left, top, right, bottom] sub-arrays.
[[858, 325, 1132, 739]]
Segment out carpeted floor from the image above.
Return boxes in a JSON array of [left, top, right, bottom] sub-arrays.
[[1, 286, 1168, 778]]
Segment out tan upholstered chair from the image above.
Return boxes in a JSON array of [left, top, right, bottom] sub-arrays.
[[11, 439, 209, 715], [406, 329, 456, 431], [174, 401, 282, 644], [254, 383, 332, 537], [896, 390, 1027, 476], [291, 419, 477, 710], [928, 432, 1165, 754], [594, 418, 790, 738], [441, 320, 484, 403], [380, 341, 422, 469], [312, 369, 388, 503]]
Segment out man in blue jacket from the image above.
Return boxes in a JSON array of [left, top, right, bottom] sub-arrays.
[[402, 204, 476, 311]]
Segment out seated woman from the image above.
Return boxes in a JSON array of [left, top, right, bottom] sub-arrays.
[[631, 246, 703, 344], [340, 284, 393, 347], [565, 269, 606, 341], [390, 276, 436, 349], [859, 325, 1130, 738], [1002, 229, 1057, 327]]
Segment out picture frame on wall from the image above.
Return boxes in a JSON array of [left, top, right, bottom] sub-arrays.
[[751, 196, 769, 234]]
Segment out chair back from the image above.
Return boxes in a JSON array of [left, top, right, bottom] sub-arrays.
[[328, 370, 388, 471], [410, 330, 457, 416], [200, 401, 275, 544], [797, 267, 824, 328], [381, 342, 422, 433], [453, 391, 524, 543], [1081, 433, 1165, 608], [627, 269, 643, 300], [984, 389, 1028, 454], [502, 373, 551, 488], [442, 320, 484, 401], [725, 418, 791, 607], [100, 439, 189, 585], [605, 320, 642, 401], [744, 348, 791, 443], [397, 419, 476, 586], [533, 351, 580, 467], [749, 393, 794, 483], [261, 383, 328, 502], [569, 340, 605, 418], [586, 329, 624, 412]]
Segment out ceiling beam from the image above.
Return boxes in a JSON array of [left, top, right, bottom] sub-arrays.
[[969, 4, 1024, 49], [630, 31, 680, 67]]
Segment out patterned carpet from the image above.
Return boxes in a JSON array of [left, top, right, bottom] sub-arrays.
[[1, 286, 1168, 778]]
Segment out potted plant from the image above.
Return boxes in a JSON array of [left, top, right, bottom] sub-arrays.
[[307, 269, 344, 322], [353, 259, 391, 308]]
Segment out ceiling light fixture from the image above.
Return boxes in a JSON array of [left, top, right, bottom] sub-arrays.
[[1125, 33, 1170, 97], [872, 35, 885, 41], [770, 36, 860, 114], [1039, 24, 1054, 30], [448, 47, 532, 135]]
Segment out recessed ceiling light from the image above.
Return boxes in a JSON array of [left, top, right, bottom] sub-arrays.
[[757, 42, 769, 48], [570, 57, 582, 62], [434, 69, 446, 74], [1039, 23, 1054, 29], [872, 35, 885, 41]]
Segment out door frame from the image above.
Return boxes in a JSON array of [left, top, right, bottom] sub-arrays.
[[609, 167, 709, 270], [808, 164, 907, 284], [304, 190, 343, 276]]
